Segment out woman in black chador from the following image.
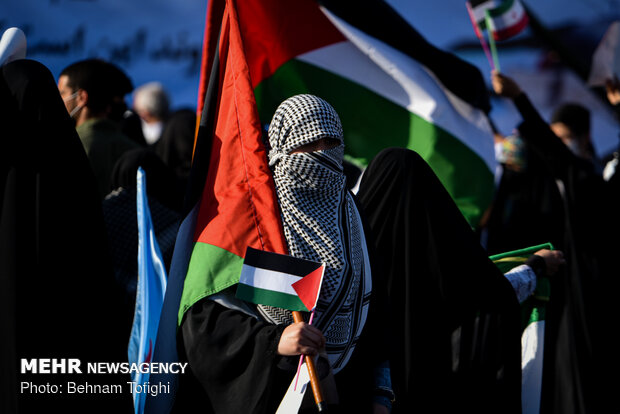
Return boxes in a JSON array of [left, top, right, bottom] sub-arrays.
[[357, 147, 523, 414]]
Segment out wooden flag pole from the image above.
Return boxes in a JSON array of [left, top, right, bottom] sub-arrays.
[[292, 311, 327, 412]]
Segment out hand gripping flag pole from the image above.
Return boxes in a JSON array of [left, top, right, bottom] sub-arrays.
[[291, 266, 327, 412], [292, 311, 326, 412], [236, 247, 327, 412], [467, 0, 531, 73]]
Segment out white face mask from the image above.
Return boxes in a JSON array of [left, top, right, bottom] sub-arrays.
[[63, 91, 83, 119], [69, 104, 84, 118], [494, 141, 506, 163], [565, 139, 581, 157], [141, 119, 163, 145], [62, 91, 79, 103]]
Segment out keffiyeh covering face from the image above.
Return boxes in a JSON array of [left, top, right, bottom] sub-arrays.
[[262, 94, 371, 373]]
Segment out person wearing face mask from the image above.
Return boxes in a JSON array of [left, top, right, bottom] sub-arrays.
[[491, 70, 620, 414], [132, 82, 171, 146], [57, 59, 139, 199], [177, 95, 392, 414], [484, 126, 566, 255]]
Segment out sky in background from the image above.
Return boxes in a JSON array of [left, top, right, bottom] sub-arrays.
[[3, 0, 620, 154], [2, 0, 208, 109], [386, 0, 620, 155], [388, 0, 620, 48]]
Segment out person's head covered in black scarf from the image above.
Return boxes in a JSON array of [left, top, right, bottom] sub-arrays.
[[0, 58, 131, 411], [357, 147, 523, 414]]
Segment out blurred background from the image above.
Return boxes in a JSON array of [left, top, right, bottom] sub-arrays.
[[3, 0, 620, 157]]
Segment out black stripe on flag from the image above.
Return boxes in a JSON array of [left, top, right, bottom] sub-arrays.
[[244, 246, 322, 277], [318, 0, 491, 114]]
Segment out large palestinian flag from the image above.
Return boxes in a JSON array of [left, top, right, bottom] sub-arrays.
[[176, 0, 289, 326], [145, 1, 287, 411], [145, 2, 496, 412], [197, 0, 496, 227]]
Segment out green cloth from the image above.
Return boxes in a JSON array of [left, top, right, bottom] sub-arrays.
[[489, 242, 553, 273], [490, 242, 553, 329], [76, 118, 140, 198]]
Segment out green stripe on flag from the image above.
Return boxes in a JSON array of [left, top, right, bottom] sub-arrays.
[[178, 243, 244, 325], [489, 0, 515, 17], [255, 59, 494, 225], [236, 283, 308, 312], [527, 307, 545, 324]]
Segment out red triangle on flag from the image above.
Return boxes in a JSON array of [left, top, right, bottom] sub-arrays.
[[292, 265, 325, 312]]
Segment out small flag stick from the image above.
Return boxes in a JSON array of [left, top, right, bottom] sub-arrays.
[[485, 10, 501, 72], [294, 309, 316, 390], [465, 1, 495, 71], [292, 310, 327, 412]]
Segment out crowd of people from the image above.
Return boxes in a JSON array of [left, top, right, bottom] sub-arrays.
[[2, 42, 619, 414]]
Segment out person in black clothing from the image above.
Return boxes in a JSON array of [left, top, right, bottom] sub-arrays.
[[176, 95, 391, 413], [485, 127, 567, 254], [0, 59, 131, 413], [357, 147, 524, 414], [550, 103, 603, 174], [490, 70, 620, 414], [154, 108, 196, 193]]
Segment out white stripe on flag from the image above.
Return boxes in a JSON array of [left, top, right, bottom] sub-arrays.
[[490, 1, 525, 30], [472, 0, 500, 23], [238, 264, 302, 295], [312, 9, 495, 171], [522, 320, 545, 414]]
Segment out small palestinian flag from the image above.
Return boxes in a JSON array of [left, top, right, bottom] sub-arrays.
[[471, 0, 529, 41], [236, 247, 325, 312]]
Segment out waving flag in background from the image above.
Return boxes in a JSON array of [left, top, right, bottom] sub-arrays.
[[145, 0, 287, 412], [128, 167, 168, 414], [146, 0, 498, 412], [197, 0, 497, 227], [470, 0, 529, 41]]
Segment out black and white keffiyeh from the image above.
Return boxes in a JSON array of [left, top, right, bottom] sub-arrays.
[[260, 94, 372, 373]]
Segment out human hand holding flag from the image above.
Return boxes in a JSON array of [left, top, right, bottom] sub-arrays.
[[490, 242, 554, 413], [235, 247, 328, 412]]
